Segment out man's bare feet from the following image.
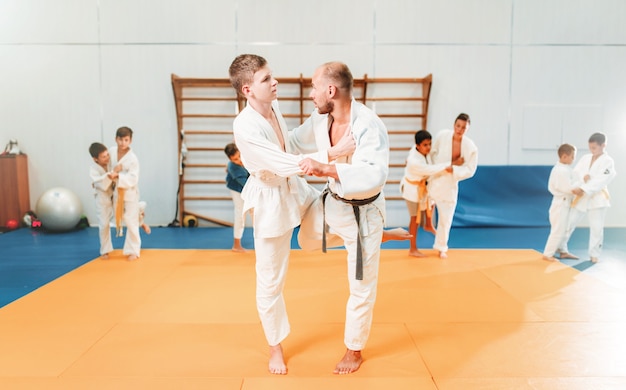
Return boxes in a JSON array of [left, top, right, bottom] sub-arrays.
[[439, 251, 448, 259], [334, 349, 363, 375], [141, 224, 151, 234], [382, 227, 412, 242], [559, 252, 579, 260], [269, 344, 287, 375], [127, 254, 138, 261], [542, 255, 557, 262], [409, 249, 426, 258]]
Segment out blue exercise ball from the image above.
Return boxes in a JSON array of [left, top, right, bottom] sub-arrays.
[[35, 187, 83, 232]]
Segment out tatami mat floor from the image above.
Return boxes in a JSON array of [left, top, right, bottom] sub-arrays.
[[1, 242, 625, 389]]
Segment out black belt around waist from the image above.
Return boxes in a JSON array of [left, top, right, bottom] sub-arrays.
[[321, 187, 380, 280]]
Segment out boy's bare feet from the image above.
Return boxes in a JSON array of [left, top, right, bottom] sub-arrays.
[[409, 249, 426, 258], [101, 253, 109, 259], [334, 349, 363, 375], [591, 257, 599, 263], [127, 254, 138, 261], [559, 252, 579, 260], [141, 224, 151, 234], [542, 255, 557, 262], [424, 226, 437, 235], [381, 227, 412, 242], [232, 238, 246, 253], [439, 251, 448, 259], [269, 344, 287, 375]]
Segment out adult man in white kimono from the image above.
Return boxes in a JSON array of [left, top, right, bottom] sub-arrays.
[[428, 113, 478, 258], [297, 62, 389, 375], [558, 132, 616, 263], [228, 54, 356, 375]]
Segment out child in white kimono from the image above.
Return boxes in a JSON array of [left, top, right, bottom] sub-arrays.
[[400, 130, 455, 257], [108, 126, 147, 261], [542, 143, 577, 261], [558, 132, 616, 263], [89, 141, 149, 260]]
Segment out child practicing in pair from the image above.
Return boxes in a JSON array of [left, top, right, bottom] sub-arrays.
[[556, 132, 616, 263], [224, 142, 251, 253], [89, 126, 149, 261], [542, 143, 578, 261], [400, 130, 458, 257]]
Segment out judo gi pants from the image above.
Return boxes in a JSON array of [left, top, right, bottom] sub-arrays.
[[560, 207, 607, 258], [433, 199, 456, 253], [230, 190, 246, 239], [95, 192, 114, 256], [325, 197, 383, 351], [543, 198, 571, 257], [122, 199, 141, 257], [254, 229, 293, 346]]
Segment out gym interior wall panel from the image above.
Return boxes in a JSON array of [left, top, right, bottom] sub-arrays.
[[235, 44, 375, 83], [513, 0, 626, 45], [375, 45, 511, 165], [375, 0, 512, 44], [236, 0, 375, 44], [98, 45, 236, 226], [509, 45, 626, 227], [0, 0, 99, 44], [509, 45, 625, 164], [0, 45, 102, 220], [98, 0, 236, 44]]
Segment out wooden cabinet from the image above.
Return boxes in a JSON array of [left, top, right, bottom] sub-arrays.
[[0, 154, 30, 225]]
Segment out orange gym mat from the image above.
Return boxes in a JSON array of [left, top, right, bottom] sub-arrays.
[[1, 249, 625, 389]]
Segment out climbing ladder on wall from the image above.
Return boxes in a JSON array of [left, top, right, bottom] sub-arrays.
[[171, 73, 432, 226]]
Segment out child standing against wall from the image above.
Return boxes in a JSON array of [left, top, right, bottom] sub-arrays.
[[559, 132, 617, 263], [109, 126, 144, 261], [89, 141, 150, 260], [400, 130, 455, 257], [224, 142, 250, 252], [542, 143, 577, 261], [89, 142, 115, 259]]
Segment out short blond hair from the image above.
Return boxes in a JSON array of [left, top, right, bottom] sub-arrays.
[[229, 54, 267, 97]]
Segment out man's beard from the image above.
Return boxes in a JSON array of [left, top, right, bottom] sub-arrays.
[[317, 100, 334, 115]]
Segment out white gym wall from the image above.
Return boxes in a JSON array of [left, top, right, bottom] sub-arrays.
[[1, 0, 624, 227]]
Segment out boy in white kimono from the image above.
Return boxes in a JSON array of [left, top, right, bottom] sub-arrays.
[[89, 141, 150, 260], [428, 113, 478, 258], [542, 143, 577, 261], [400, 130, 456, 257], [89, 142, 115, 259], [558, 132, 616, 263], [108, 126, 144, 261]]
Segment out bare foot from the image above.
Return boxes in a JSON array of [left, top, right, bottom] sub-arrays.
[[439, 251, 448, 259], [542, 255, 557, 262], [141, 224, 151, 234], [269, 344, 287, 375], [127, 254, 138, 261], [409, 249, 426, 258], [591, 257, 599, 263], [101, 253, 109, 259], [559, 252, 579, 260], [382, 227, 412, 242], [231, 246, 247, 253], [334, 349, 363, 375], [424, 226, 437, 235]]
